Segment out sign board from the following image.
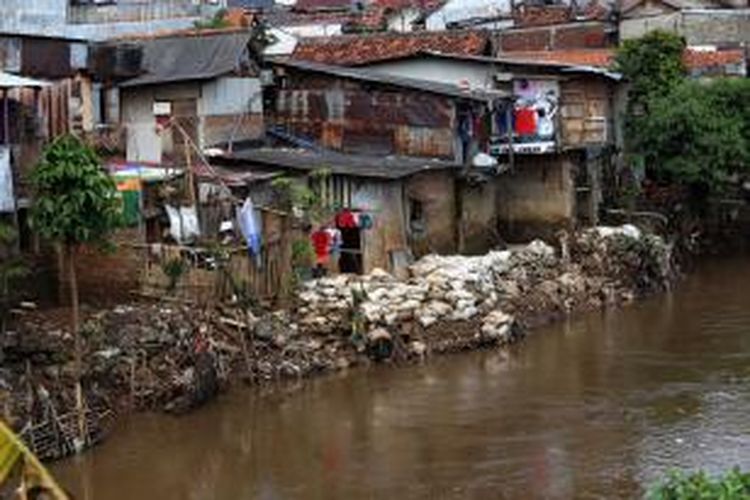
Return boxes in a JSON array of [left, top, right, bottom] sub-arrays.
[[152, 101, 172, 116], [493, 78, 559, 155], [0, 146, 14, 213]]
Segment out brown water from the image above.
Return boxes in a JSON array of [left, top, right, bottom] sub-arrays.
[[54, 257, 750, 499]]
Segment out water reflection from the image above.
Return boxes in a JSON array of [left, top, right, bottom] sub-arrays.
[[54, 257, 750, 499]]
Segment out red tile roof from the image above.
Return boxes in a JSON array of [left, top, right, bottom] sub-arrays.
[[373, 0, 443, 10], [294, 0, 352, 12], [291, 30, 490, 65], [498, 49, 616, 67], [497, 48, 746, 71], [683, 49, 746, 70]]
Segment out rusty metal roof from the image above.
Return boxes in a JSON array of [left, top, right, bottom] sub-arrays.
[[276, 58, 510, 101], [218, 147, 460, 179]]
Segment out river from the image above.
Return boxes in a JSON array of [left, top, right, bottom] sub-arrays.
[[53, 256, 750, 499]]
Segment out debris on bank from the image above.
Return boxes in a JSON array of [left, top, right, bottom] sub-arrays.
[[1, 226, 673, 457]]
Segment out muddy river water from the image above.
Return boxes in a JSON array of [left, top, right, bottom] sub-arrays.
[[54, 256, 750, 499]]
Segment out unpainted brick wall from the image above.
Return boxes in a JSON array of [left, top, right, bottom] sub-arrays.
[[57, 228, 144, 305], [499, 23, 611, 52]]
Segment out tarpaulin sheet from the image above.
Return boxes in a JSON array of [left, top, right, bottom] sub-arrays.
[[0, 147, 14, 213], [120, 32, 254, 87]]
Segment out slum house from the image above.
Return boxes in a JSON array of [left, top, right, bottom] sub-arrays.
[[0, 33, 98, 250], [222, 59, 512, 275], [56, 29, 277, 304], [0, 72, 50, 253], [350, 50, 625, 240], [114, 30, 264, 167], [0, 0, 224, 40], [212, 149, 466, 277], [618, 0, 750, 45]]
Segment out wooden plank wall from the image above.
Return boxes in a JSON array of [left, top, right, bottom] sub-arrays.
[[559, 78, 610, 147]]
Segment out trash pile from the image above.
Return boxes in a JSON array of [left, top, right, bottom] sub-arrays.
[[1, 225, 673, 438]]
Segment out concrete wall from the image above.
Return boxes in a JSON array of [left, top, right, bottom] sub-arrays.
[[352, 179, 408, 272], [122, 77, 263, 164], [621, 10, 750, 45], [0, 0, 199, 41], [0, 0, 67, 35], [406, 170, 457, 256], [496, 153, 576, 242], [459, 178, 498, 254]]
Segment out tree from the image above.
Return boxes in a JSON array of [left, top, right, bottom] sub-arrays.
[[614, 30, 687, 115], [30, 135, 121, 445], [634, 79, 750, 194]]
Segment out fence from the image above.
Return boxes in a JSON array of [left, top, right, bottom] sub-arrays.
[[138, 219, 293, 305]]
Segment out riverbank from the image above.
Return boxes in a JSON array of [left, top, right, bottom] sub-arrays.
[[2, 225, 674, 458], [52, 252, 750, 499]]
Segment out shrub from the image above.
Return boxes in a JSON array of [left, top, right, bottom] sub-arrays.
[[647, 469, 750, 499]]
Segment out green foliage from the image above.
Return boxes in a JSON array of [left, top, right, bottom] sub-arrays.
[[633, 79, 750, 191], [647, 468, 750, 499], [271, 168, 334, 225], [193, 9, 230, 30], [161, 257, 186, 294], [30, 135, 121, 246], [291, 238, 315, 269], [616, 32, 750, 197], [614, 31, 687, 112]]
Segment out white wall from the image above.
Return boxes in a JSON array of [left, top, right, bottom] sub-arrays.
[[386, 8, 421, 32], [200, 78, 263, 116], [365, 58, 497, 90], [123, 77, 263, 164], [264, 28, 299, 57], [282, 23, 343, 37], [425, 0, 511, 31]]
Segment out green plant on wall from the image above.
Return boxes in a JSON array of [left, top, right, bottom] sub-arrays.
[[161, 257, 186, 295], [193, 9, 230, 30], [271, 168, 334, 226]]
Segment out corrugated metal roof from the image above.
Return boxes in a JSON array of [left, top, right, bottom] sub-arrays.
[[119, 31, 255, 87], [276, 59, 510, 101], [219, 147, 460, 179], [0, 72, 50, 88]]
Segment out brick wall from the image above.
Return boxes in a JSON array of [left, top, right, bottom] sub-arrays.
[[498, 22, 612, 52], [513, 5, 572, 28], [57, 228, 144, 305]]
